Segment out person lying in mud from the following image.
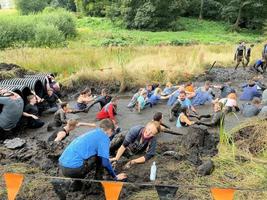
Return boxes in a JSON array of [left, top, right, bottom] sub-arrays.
[[110, 121, 160, 169], [240, 80, 262, 101], [191, 81, 217, 106], [176, 107, 195, 128], [76, 88, 95, 112], [96, 96, 121, 134], [86, 88, 112, 111], [23, 95, 45, 129], [195, 102, 224, 127], [0, 89, 24, 134], [148, 88, 172, 106], [241, 97, 262, 117], [59, 119, 126, 190], [127, 88, 144, 110], [42, 88, 62, 114], [252, 59, 266, 74], [136, 90, 152, 113], [234, 41, 246, 70], [153, 112, 182, 135], [169, 90, 198, 121]]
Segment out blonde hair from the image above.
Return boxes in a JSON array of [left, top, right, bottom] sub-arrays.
[[154, 87, 162, 95], [166, 82, 172, 88]]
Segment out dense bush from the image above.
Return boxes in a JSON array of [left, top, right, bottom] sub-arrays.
[[0, 9, 76, 49], [75, 0, 110, 17], [50, 0, 76, 12], [15, 0, 50, 15]]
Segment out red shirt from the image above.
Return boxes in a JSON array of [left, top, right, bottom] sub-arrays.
[[96, 103, 116, 122]]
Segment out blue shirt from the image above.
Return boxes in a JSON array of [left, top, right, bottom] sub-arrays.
[[59, 128, 110, 168], [180, 98, 192, 108], [191, 89, 213, 106], [167, 90, 180, 106], [240, 85, 261, 101], [149, 94, 161, 105]]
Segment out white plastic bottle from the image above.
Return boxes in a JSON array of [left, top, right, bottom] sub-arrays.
[[150, 161, 157, 181]]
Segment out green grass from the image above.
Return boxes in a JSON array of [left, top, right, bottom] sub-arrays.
[[71, 17, 263, 47]]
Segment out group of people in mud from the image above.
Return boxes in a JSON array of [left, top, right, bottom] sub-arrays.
[[0, 43, 267, 190]]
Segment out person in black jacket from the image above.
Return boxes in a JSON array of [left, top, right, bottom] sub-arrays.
[[110, 121, 160, 169]]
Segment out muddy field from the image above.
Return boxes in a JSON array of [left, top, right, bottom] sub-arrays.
[[0, 66, 267, 200]]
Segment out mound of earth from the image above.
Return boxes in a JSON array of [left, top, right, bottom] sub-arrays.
[[0, 63, 28, 81]]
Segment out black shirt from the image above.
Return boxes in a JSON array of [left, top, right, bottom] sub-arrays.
[[44, 93, 59, 108], [24, 104, 39, 116]]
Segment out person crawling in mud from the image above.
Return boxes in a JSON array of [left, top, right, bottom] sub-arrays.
[[220, 92, 240, 113], [234, 41, 246, 70], [42, 88, 62, 114], [23, 95, 45, 129], [252, 59, 266, 74], [59, 119, 127, 190], [86, 88, 112, 111], [195, 102, 224, 127], [153, 112, 182, 135], [110, 121, 160, 169], [76, 88, 95, 112], [176, 107, 195, 128], [0, 89, 24, 135]]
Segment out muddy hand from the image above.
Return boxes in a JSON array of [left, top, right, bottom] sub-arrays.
[[123, 161, 133, 170], [116, 173, 127, 181]]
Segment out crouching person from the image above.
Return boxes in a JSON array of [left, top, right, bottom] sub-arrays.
[[58, 119, 126, 190], [110, 121, 160, 169]]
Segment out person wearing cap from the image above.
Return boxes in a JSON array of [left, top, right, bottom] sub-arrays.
[[110, 121, 160, 169], [59, 119, 127, 186], [240, 80, 262, 101]]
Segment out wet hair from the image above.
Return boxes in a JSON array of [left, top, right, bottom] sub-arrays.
[[252, 97, 261, 105], [153, 112, 163, 122], [60, 102, 68, 109], [154, 88, 162, 95], [179, 90, 186, 95], [27, 95, 35, 102], [80, 88, 91, 95], [180, 107, 188, 116], [67, 119, 78, 127], [99, 119, 115, 131], [146, 121, 161, 134], [111, 96, 119, 102]]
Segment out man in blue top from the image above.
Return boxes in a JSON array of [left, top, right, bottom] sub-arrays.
[[253, 59, 266, 74], [59, 119, 126, 185]]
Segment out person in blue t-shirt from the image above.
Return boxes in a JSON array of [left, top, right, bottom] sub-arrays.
[[148, 88, 171, 106], [191, 82, 215, 106], [240, 80, 262, 101], [59, 119, 126, 186], [253, 59, 266, 74]]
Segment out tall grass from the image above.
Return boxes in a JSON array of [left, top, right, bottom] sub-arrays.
[[0, 44, 264, 88]]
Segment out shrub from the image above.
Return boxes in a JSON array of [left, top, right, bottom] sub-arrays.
[[15, 0, 49, 15], [101, 38, 129, 47], [33, 24, 65, 47]]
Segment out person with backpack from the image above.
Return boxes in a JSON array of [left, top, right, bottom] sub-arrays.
[[234, 42, 246, 70], [245, 44, 254, 67]]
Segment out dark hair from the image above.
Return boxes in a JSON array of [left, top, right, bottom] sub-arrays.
[[179, 90, 186, 95], [181, 107, 188, 116], [99, 119, 115, 131], [80, 88, 91, 95], [111, 96, 119, 102], [153, 112, 163, 122], [101, 88, 108, 94], [60, 102, 68, 109]]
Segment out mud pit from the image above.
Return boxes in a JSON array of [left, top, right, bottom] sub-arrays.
[[0, 67, 266, 199]]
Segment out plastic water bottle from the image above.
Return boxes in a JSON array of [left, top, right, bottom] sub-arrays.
[[150, 161, 157, 181]]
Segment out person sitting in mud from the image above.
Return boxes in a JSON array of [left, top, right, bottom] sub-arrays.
[[110, 121, 160, 169], [234, 42, 246, 70], [241, 97, 262, 117], [169, 90, 198, 121], [46, 75, 61, 97], [213, 82, 235, 99], [240, 80, 262, 101], [167, 88, 181, 106], [176, 107, 195, 128], [153, 112, 182, 135], [42, 88, 62, 114], [23, 95, 45, 129], [191, 81, 216, 106], [185, 82, 195, 99], [195, 102, 224, 127], [87, 88, 112, 111], [162, 82, 178, 96], [220, 92, 240, 113], [148, 88, 171, 106], [137, 90, 152, 113], [253, 59, 266, 74], [0, 89, 24, 134], [127, 88, 144, 110], [59, 119, 127, 190], [145, 84, 154, 98], [76, 88, 95, 112], [245, 44, 254, 67]]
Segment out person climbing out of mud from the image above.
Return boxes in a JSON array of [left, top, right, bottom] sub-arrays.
[[176, 107, 195, 128], [59, 119, 127, 191], [234, 41, 246, 70], [96, 96, 121, 136], [191, 81, 217, 106], [195, 102, 224, 127], [148, 88, 172, 106], [127, 88, 144, 110], [169, 90, 198, 122], [76, 88, 95, 112], [42, 88, 62, 114], [241, 97, 262, 117], [245, 44, 254, 67], [252, 59, 266, 74], [86, 88, 112, 111], [153, 112, 182, 135], [23, 95, 45, 129], [136, 90, 152, 113], [110, 121, 161, 170], [0, 89, 24, 136]]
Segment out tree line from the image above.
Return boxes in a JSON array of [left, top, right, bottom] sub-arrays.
[[15, 0, 267, 31]]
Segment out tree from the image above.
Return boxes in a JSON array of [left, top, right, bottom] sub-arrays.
[[75, 0, 111, 16], [199, 0, 204, 19], [50, 0, 76, 12], [15, 0, 50, 15]]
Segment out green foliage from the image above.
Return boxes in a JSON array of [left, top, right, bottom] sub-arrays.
[[50, 0, 76, 12], [15, 0, 50, 15], [75, 0, 110, 17]]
